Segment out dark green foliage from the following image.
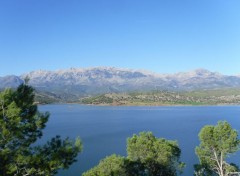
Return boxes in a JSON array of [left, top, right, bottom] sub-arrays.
[[82, 154, 127, 176], [195, 121, 240, 176], [127, 132, 185, 176], [0, 84, 82, 176], [83, 132, 184, 176]]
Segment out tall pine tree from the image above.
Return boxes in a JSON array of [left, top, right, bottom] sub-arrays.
[[0, 83, 82, 176]]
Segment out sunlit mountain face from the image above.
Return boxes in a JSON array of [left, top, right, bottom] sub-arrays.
[[1, 67, 240, 96]]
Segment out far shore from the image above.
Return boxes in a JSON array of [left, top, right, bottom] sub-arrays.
[[38, 102, 240, 107]]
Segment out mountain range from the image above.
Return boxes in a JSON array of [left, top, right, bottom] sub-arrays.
[[1, 67, 240, 101]]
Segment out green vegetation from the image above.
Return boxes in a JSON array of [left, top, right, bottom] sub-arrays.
[[194, 121, 240, 176], [83, 132, 185, 176], [34, 90, 62, 104], [80, 91, 199, 106], [2, 84, 240, 176], [82, 95, 113, 105], [81, 89, 240, 106], [183, 88, 240, 98], [33, 87, 240, 105], [127, 132, 185, 176], [82, 154, 127, 176], [83, 122, 240, 176], [0, 83, 82, 176]]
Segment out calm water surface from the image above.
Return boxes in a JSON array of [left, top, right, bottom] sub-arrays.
[[38, 105, 240, 176]]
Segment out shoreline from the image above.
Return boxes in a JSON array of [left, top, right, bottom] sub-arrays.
[[39, 102, 240, 107]]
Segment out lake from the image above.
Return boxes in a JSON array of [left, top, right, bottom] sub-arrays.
[[38, 105, 240, 176]]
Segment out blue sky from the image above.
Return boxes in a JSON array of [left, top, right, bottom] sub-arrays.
[[0, 0, 240, 76]]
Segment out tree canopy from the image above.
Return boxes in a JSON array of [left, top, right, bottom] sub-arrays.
[[195, 121, 240, 176], [83, 131, 184, 176], [82, 154, 127, 176], [0, 83, 82, 176], [127, 132, 185, 176]]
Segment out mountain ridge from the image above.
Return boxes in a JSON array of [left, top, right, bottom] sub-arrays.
[[1, 67, 240, 100]]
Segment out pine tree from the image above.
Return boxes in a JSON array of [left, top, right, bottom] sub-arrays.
[[0, 83, 82, 176]]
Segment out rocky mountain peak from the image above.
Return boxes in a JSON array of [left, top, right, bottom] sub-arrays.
[[1, 67, 240, 96], [0, 75, 24, 88], [172, 68, 221, 79], [191, 68, 220, 76]]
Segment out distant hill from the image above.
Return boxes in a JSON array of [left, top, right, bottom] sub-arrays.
[[0, 67, 240, 103], [0, 75, 24, 88], [34, 91, 63, 104], [81, 89, 240, 106]]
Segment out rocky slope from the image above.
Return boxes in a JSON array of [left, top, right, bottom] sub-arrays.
[[0, 75, 24, 89], [0, 67, 240, 99]]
